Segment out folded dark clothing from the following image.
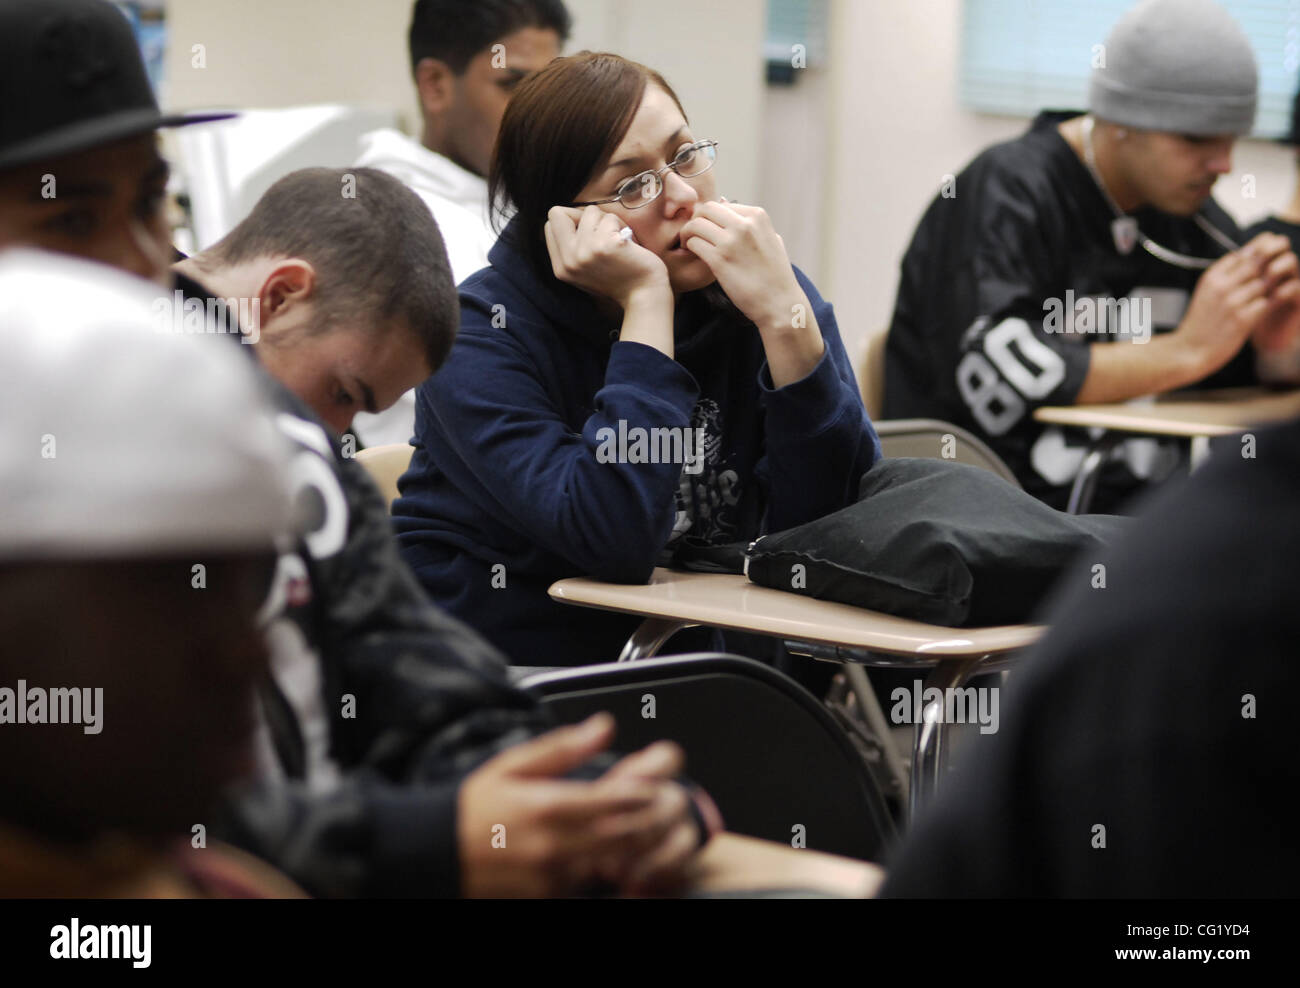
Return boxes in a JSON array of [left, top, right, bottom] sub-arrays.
[[746, 458, 1126, 626]]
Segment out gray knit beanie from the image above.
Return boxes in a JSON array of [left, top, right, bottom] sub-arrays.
[[1089, 0, 1258, 136]]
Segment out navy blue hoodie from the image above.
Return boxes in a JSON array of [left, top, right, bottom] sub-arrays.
[[392, 218, 880, 665]]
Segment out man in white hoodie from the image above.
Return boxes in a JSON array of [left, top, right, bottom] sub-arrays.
[[353, 0, 570, 446]]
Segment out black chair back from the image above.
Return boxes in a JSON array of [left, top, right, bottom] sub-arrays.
[[519, 653, 895, 860]]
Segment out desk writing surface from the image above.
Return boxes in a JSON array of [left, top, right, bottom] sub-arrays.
[[686, 833, 884, 898], [1034, 387, 1300, 438], [549, 568, 1041, 658]]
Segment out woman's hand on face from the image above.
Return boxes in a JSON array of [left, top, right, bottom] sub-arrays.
[[678, 200, 804, 332], [681, 200, 825, 386], [544, 205, 670, 308]]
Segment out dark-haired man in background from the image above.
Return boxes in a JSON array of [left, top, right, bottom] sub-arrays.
[[352, 0, 570, 446]]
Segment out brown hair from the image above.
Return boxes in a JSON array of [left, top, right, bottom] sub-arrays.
[[197, 167, 459, 373], [488, 51, 688, 282]]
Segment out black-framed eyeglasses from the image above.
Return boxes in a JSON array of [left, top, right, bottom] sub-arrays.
[[571, 140, 719, 210]]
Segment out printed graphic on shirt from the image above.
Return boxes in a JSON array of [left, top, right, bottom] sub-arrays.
[[249, 412, 345, 794], [959, 285, 1189, 489], [1022, 285, 1187, 488], [668, 399, 740, 544], [1044, 286, 1187, 342], [957, 316, 1067, 436]]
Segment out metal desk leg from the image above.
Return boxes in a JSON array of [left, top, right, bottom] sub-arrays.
[[909, 656, 981, 820], [1190, 434, 1212, 471], [843, 663, 911, 808], [617, 617, 688, 662], [1066, 433, 1121, 515]]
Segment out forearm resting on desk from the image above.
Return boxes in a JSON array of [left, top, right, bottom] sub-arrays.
[[1075, 335, 1206, 405]]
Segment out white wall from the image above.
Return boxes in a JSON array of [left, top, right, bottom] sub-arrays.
[[163, 0, 765, 203], [821, 0, 1025, 358], [759, 67, 832, 286], [163, 0, 417, 125], [565, 0, 765, 204], [819, 0, 1298, 365]]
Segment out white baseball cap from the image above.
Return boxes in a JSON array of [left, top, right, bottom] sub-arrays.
[[0, 249, 293, 561]]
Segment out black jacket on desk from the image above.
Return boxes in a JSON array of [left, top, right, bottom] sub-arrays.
[[167, 273, 568, 897], [885, 110, 1257, 511], [882, 414, 1300, 897]]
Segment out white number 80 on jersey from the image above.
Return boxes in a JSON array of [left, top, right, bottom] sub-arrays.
[[956, 317, 1067, 435]]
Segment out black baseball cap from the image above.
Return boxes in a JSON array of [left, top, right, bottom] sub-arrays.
[[0, 0, 234, 173]]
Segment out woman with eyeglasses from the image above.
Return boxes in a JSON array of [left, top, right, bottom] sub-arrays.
[[392, 51, 880, 665]]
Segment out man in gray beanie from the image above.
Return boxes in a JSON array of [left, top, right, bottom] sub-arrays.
[[885, 0, 1300, 512], [1090, 0, 1257, 146]]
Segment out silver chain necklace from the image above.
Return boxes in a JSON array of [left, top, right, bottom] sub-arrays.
[[1080, 115, 1237, 269]]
